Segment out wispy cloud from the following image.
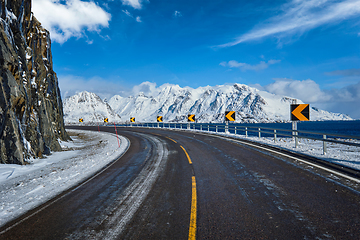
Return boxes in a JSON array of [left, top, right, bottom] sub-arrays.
[[220, 59, 280, 71], [121, 0, 144, 9], [218, 0, 360, 48], [33, 0, 111, 44], [59, 75, 129, 100], [136, 16, 142, 22], [173, 11, 182, 18], [325, 68, 360, 76], [122, 9, 142, 22]]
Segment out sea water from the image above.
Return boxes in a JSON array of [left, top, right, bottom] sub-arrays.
[[235, 120, 360, 138]]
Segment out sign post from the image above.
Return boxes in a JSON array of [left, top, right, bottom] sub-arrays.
[[188, 114, 195, 129], [225, 111, 235, 134], [290, 100, 310, 148], [157, 116, 163, 128], [130, 117, 135, 126]]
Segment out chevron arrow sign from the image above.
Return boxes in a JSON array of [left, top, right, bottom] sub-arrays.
[[188, 114, 195, 122], [291, 104, 310, 121], [225, 111, 235, 121]]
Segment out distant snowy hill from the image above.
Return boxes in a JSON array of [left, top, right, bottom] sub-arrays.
[[107, 83, 352, 123], [63, 91, 121, 123], [64, 84, 352, 123]]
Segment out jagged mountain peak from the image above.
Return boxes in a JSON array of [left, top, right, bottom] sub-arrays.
[[66, 83, 351, 123], [64, 91, 121, 123], [63, 83, 352, 124]]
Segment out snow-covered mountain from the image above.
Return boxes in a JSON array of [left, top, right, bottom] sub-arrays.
[[64, 84, 352, 123], [107, 83, 352, 123], [63, 91, 121, 123]]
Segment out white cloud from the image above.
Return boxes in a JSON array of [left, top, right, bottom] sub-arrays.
[[220, 59, 280, 71], [264, 78, 330, 103], [131, 81, 159, 96], [59, 75, 129, 100], [173, 11, 182, 18], [218, 0, 360, 48], [122, 9, 132, 17], [121, 0, 143, 9], [33, 0, 111, 44], [122, 9, 142, 22], [261, 78, 360, 118]]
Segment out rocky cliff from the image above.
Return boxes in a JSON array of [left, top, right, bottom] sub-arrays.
[[0, 0, 70, 164]]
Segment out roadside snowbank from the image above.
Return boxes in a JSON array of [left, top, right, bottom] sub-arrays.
[[209, 131, 360, 170], [0, 130, 129, 227]]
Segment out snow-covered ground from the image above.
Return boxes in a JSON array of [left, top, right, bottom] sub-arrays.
[[187, 128, 360, 170], [0, 129, 129, 228]]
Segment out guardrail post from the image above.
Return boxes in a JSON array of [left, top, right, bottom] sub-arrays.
[[216, 125, 218, 133], [187, 123, 190, 130], [208, 125, 209, 132], [235, 126, 237, 135], [274, 129, 277, 142], [323, 135, 327, 155], [200, 125, 202, 131], [258, 128, 261, 138], [245, 127, 248, 137]]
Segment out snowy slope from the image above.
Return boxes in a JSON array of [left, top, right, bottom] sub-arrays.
[[63, 91, 121, 123], [107, 83, 352, 123], [0, 130, 128, 227]]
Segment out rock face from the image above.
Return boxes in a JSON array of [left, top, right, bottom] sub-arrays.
[[0, 0, 70, 164]]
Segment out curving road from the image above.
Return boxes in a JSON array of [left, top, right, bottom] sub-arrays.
[[1, 126, 360, 239]]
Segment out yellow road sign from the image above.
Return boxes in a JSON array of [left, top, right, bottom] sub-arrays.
[[225, 111, 235, 121], [157, 116, 163, 122], [79, 118, 83, 123], [104, 118, 108, 123], [130, 117, 135, 122], [188, 114, 195, 122], [291, 104, 310, 121]]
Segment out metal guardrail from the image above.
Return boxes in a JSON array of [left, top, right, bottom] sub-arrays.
[[118, 122, 360, 155]]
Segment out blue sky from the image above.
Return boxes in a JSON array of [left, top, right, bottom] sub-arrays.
[[33, 0, 360, 118]]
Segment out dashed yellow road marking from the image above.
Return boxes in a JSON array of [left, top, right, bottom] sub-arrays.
[[188, 176, 197, 240], [180, 145, 192, 165], [166, 137, 177, 143], [179, 145, 197, 239]]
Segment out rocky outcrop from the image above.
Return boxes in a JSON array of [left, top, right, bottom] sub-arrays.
[[0, 0, 70, 164]]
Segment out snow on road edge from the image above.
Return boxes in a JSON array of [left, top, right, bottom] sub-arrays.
[[0, 130, 129, 227]]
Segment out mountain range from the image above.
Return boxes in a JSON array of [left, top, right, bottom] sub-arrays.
[[63, 83, 352, 123]]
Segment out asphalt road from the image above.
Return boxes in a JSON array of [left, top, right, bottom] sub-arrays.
[[1, 126, 360, 239]]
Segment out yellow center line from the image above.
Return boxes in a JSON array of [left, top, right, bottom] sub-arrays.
[[180, 145, 192, 164], [166, 136, 177, 143], [189, 176, 197, 240], [180, 145, 197, 239]]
